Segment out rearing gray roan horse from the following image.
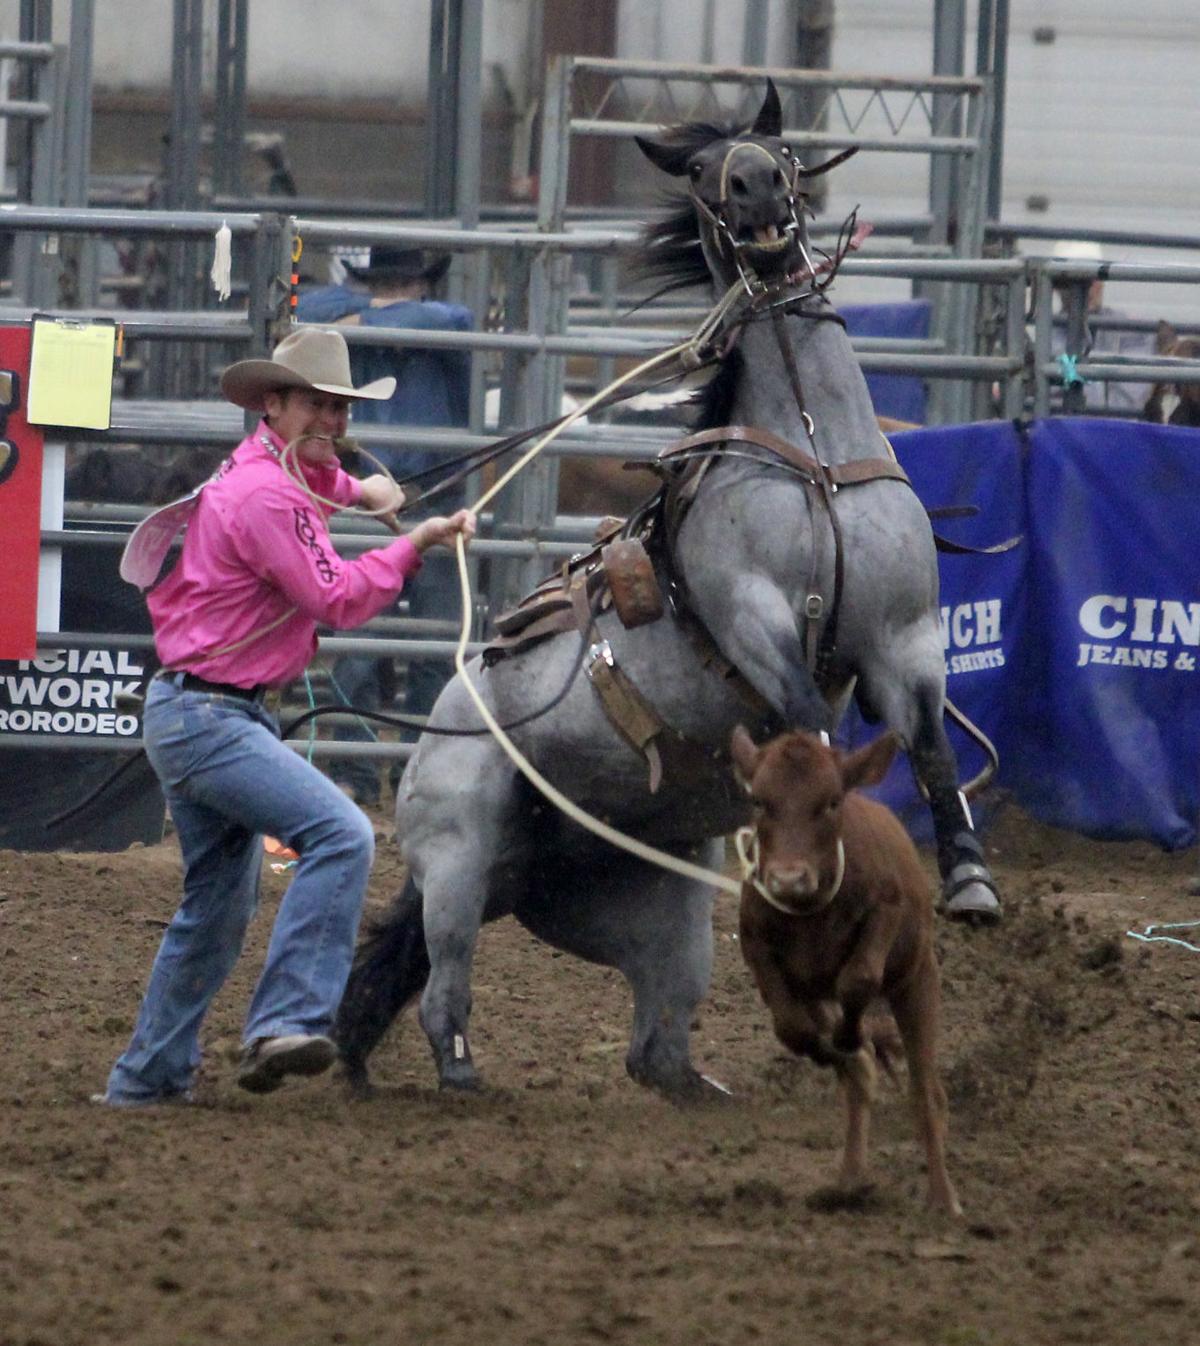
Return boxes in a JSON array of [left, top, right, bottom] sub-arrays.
[[335, 82, 1000, 1100]]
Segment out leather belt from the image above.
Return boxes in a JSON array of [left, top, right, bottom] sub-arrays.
[[158, 670, 267, 704]]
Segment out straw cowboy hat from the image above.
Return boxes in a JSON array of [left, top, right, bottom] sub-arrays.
[[220, 327, 396, 412], [343, 245, 451, 286]]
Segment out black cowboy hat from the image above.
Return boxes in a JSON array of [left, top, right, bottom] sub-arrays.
[[343, 246, 452, 286]]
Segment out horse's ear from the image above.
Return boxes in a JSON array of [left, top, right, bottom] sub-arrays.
[[751, 79, 783, 137], [729, 725, 760, 792], [634, 133, 693, 177], [840, 732, 899, 792]]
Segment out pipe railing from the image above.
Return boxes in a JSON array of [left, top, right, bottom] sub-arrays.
[[4, 203, 1200, 770]]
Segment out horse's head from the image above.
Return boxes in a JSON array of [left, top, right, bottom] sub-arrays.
[[635, 81, 822, 289]]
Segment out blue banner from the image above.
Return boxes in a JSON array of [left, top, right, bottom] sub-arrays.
[[1010, 418, 1200, 848], [835, 416, 1200, 851]]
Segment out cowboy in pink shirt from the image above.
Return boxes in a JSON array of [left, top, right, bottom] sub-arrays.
[[98, 328, 475, 1107], [147, 418, 426, 688]]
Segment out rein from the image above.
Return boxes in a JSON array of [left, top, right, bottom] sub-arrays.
[[768, 303, 845, 685]]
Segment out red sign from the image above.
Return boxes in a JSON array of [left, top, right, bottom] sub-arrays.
[[0, 326, 44, 660]]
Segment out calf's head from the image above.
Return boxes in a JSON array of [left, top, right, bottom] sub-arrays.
[[731, 726, 899, 915]]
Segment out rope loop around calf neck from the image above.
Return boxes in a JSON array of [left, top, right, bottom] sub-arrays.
[[734, 825, 846, 915]]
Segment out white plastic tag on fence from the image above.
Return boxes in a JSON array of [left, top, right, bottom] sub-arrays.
[[210, 221, 232, 302]]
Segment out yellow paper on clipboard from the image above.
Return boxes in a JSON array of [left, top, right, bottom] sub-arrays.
[[26, 315, 117, 430]]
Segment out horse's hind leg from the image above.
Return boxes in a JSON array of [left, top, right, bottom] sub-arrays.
[[865, 658, 1001, 923], [335, 876, 430, 1093], [347, 734, 527, 1092], [515, 839, 723, 1101], [416, 846, 518, 1092]]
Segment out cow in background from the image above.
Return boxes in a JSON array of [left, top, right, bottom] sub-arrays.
[[1143, 321, 1200, 428]]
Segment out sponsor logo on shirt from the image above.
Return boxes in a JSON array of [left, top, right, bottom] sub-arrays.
[[292, 508, 336, 583]]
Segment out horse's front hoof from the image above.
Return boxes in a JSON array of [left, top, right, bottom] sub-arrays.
[[438, 1060, 482, 1092], [944, 878, 1002, 925]]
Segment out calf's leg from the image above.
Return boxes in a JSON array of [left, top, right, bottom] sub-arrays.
[[890, 954, 962, 1216], [836, 1046, 878, 1190]]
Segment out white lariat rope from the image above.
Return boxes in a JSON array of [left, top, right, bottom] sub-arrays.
[[448, 313, 755, 899], [733, 826, 846, 914]]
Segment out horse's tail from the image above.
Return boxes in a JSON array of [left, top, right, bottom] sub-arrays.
[[334, 875, 430, 1088]]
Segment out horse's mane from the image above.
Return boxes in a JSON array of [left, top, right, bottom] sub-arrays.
[[632, 117, 749, 294], [631, 118, 753, 431], [691, 349, 742, 430]]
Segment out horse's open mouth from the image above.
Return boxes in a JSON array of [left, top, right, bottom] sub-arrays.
[[738, 222, 790, 250], [735, 222, 799, 277]]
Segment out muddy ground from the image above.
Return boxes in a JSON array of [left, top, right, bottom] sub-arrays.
[[2, 802, 1199, 1346]]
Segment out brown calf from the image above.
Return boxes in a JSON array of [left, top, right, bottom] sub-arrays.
[[731, 725, 961, 1216]]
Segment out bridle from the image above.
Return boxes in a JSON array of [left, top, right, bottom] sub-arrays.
[[687, 139, 858, 297], [733, 823, 846, 916], [685, 139, 863, 688]]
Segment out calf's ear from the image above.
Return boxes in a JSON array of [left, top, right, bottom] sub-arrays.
[[841, 731, 900, 791], [729, 724, 760, 791]]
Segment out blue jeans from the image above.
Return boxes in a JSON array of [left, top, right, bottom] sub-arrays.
[[104, 676, 375, 1103]]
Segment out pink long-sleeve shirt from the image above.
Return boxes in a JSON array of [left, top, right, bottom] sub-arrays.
[[148, 421, 423, 687]]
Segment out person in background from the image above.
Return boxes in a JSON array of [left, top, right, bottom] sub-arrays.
[[296, 246, 473, 806], [96, 328, 476, 1106], [1050, 239, 1155, 415]]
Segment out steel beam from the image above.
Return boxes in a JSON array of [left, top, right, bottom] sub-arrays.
[[213, 0, 249, 198]]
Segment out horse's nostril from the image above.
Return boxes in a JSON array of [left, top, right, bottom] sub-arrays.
[[773, 168, 785, 188], [730, 173, 749, 197]]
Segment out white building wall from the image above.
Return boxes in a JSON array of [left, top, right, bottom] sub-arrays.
[[0, 0, 530, 101], [0, 0, 1193, 318], [827, 1, 1200, 323]]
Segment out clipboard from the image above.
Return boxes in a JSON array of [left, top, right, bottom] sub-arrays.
[[26, 314, 117, 430]]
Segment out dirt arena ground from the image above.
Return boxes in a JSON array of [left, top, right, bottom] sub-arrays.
[[2, 801, 1199, 1346]]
